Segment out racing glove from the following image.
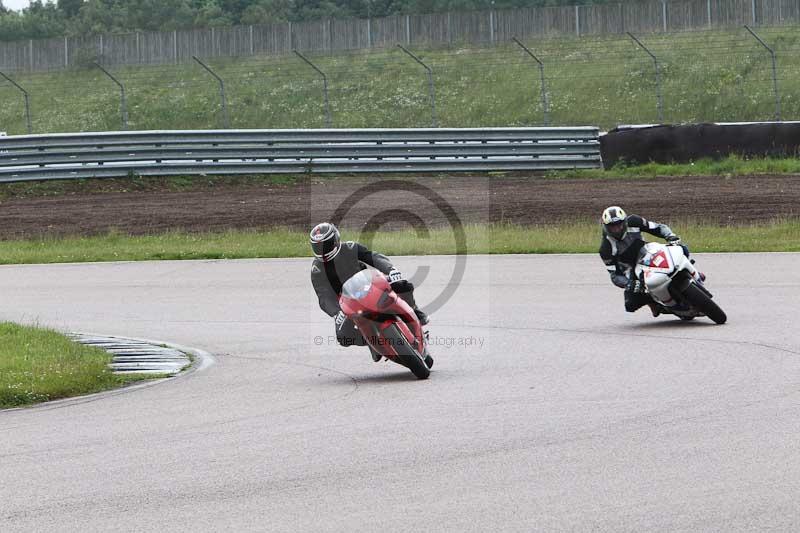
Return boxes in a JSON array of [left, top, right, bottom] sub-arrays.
[[626, 275, 646, 294], [388, 269, 414, 293], [334, 310, 346, 330], [667, 235, 691, 257]]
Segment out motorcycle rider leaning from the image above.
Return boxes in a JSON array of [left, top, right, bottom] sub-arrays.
[[310, 222, 429, 360], [599, 206, 685, 314]]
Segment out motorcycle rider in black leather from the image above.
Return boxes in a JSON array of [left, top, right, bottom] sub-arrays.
[[599, 206, 684, 314], [310, 222, 429, 360]]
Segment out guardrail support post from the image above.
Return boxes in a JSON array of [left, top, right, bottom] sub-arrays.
[[0, 70, 32, 134], [397, 44, 437, 127], [512, 37, 550, 126], [744, 25, 781, 121], [193, 56, 231, 129], [94, 62, 129, 130], [293, 50, 333, 128], [627, 32, 664, 124]]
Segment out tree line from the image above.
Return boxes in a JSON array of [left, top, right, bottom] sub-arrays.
[[0, 0, 615, 42]]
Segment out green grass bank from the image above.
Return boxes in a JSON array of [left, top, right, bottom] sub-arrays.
[[0, 220, 797, 265], [2, 27, 800, 134], [0, 323, 145, 408]]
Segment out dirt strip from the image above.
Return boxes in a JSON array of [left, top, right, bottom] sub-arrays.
[[1, 175, 798, 239]]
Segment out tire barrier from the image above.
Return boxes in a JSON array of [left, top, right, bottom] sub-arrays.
[[601, 122, 800, 168]]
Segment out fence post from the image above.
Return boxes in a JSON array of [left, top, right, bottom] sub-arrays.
[[193, 56, 231, 128], [64, 36, 69, 68], [94, 62, 129, 130], [397, 44, 437, 127], [447, 12, 453, 43], [627, 32, 664, 123], [174, 30, 179, 64], [575, 5, 580, 36], [512, 37, 550, 126], [406, 15, 411, 44], [661, 1, 667, 32], [751, 0, 757, 24], [0, 70, 32, 134], [707, 0, 712, 28], [250, 25, 255, 55], [29, 40, 33, 71], [744, 25, 781, 121], [294, 50, 333, 128], [490, 8, 495, 43]]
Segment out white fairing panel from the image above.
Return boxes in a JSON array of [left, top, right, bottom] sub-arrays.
[[638, 243, 703, 306], [638, 243, 678, 306], [645, 271, 675, 306]]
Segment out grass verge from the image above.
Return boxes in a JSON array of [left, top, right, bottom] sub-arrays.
[[0, 220, 797, 265], [0, 322, 148, 408]]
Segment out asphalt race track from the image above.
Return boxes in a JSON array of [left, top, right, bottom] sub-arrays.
[[1, 254, 799, 532]]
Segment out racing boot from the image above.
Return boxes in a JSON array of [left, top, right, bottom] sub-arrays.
[[368, 344, 382, 362], [648, 302, 661, 317], [423, 348, 434, 369], [422, 331, 434, 368], [690, 259, 707, 282], [414, 308, 430, 325]]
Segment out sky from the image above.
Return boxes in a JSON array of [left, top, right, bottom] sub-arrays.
[[4, 0, 32, 11]]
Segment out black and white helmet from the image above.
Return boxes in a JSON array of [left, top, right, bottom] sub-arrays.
[[309, 222, 341, 261], [601, 206, 628, 240]]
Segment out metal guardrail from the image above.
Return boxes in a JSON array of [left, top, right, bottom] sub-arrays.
[[0, 128, 601, 183]]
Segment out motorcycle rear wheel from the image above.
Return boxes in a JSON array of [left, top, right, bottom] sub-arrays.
[[682, 284, 727, 324], [384, 324, 430, 380]]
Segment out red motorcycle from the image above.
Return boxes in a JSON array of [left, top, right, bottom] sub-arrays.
[[339, 269, 433, 379]]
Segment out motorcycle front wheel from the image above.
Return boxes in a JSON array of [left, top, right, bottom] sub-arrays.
[[384, 324, 430, 380], [682, 284, 727, 324]]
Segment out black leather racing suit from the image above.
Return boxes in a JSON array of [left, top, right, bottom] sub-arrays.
[[599, 215, 677, 312], [311, 241, 420, 346]]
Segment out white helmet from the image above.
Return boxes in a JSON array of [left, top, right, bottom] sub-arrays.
[[601, 206, 628, 239]]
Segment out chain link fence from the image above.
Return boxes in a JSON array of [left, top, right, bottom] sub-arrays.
[[2, 0, 800, 73], [1, 27, 797, 134]]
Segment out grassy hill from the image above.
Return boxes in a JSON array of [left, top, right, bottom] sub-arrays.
[[2, 27, 799, 135]]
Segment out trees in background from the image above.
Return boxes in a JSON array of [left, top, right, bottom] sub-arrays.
[[0, 0, 610, 41]]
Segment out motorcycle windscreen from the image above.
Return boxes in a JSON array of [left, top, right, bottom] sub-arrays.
[[341, 269, 374, 300]]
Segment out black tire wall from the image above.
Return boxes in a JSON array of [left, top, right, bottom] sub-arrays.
[[601, 123, 800, 168]]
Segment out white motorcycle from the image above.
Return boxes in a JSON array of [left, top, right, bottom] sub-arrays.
[[635, 242, 727, 324]]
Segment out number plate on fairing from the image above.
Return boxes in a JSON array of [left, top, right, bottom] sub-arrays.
[[639, 244, 674, 274]]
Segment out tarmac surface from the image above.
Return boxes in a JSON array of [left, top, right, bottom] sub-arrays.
[[1, 254, 799, 532]]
